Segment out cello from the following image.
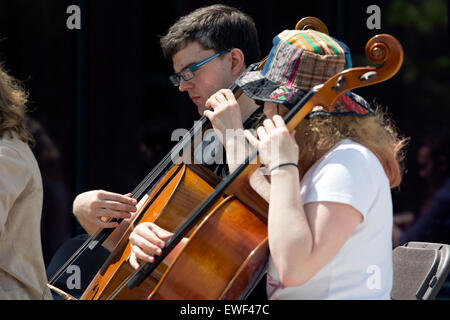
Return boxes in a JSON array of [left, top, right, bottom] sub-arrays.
[[46, 17, 330, 298], [76, 32, 404, 300]]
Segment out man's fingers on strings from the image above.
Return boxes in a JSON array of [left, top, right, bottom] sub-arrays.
[[102, 200, 136, 214], [130, 245, 154, 266], [138, 228, 166, 252], [220, 88, 236, 101], [213, 91, 227, 103], [93, 217, 119, 229], [203, 109, 214, 118], [129, 252, 140, 270], [98, 207, 132, 219], [149, 223, 174, 242], [97, 190, 137, 206]]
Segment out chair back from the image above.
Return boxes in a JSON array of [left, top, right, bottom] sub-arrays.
[[391, 242, 450, 300]]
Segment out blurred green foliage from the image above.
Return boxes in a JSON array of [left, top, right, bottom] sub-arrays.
[[387, 0, 447, 34], [387, 0, 450, 122]]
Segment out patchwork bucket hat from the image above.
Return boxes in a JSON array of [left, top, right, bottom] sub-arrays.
[[235, 29, 374, 117]]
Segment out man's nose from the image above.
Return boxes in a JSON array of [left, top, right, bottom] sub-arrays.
[[178, 78, 193, 92]]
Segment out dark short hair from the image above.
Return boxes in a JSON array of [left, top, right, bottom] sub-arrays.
[[160, 4, 261, 66]]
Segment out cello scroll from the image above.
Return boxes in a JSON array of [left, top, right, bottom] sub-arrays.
[[295, 16, 329, 34]]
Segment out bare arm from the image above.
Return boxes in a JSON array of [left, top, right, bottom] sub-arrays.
[[268, 167, 362, 286], [249, 168, 271, 202]]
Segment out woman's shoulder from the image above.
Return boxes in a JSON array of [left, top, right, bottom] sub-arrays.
[[307, 138, 388, 187], [332, 138, 371, 153], [1, 132, 21, 152], [0, 131, 40, 188], [324, 139, 380, 166], [1, 129, 27, 145], [0, 131, 33, 164]]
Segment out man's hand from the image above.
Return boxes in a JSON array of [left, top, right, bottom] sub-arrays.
[[73, 190, 138, 234], [129, 222, 174, 270], [204, 88, 244, 144]]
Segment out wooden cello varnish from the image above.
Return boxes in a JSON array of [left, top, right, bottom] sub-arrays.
[[80, 163, 264, 299]]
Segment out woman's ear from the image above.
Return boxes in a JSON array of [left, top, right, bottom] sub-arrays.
[[229, 48, 245, 77]]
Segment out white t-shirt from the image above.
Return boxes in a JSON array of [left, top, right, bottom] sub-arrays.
[[267, 139, 393, 300]]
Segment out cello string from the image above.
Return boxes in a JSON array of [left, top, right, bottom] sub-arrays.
[[131, 116, 207, 199], [106, 262, 142, 300]]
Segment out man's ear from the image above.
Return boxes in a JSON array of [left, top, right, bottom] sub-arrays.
[[229, 48, 245, 77]]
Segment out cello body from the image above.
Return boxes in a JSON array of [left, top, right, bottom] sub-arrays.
[[81, 164, 268, 300]]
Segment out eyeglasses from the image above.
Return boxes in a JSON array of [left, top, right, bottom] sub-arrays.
[[169, 48, 232, 86]]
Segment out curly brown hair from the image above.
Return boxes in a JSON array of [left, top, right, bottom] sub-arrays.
[[0, 62, 33, 144], [295, 105, 408, 188]]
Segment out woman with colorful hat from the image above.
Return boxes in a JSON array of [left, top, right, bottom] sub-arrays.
[[127, 28, 407, 299], [206, 29, 407, 299]]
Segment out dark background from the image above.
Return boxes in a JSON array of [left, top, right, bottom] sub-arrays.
[[0, 0, 448, 265]]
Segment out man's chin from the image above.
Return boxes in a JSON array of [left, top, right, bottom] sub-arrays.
[[195, 103, 206, 116]]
